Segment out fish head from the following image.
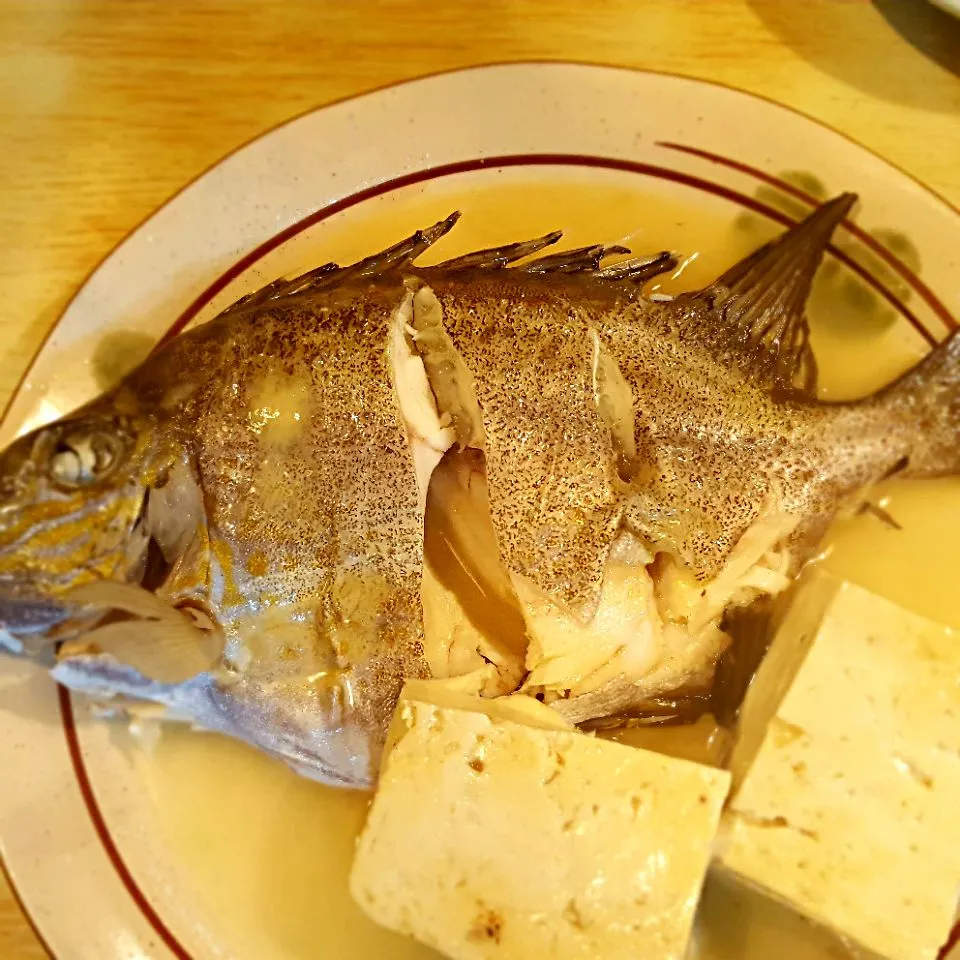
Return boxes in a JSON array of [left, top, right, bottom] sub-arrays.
[[0, 403, 171, 644]]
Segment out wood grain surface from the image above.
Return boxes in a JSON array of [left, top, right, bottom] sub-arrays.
[[1, 1, 959, 957]]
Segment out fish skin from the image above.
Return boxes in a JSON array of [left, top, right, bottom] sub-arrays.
[[0, 194, 958, 787], [134, 281, 433, 781]]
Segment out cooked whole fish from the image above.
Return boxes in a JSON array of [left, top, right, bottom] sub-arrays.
[[0, 194, 957, 787]]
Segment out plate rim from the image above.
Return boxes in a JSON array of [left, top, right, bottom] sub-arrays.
[[2, 58, 958, 432], [2, 59, 959, 960]]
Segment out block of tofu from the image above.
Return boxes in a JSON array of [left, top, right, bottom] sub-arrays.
[[351, 691, 730, 960], [717, 577, 960, 960]]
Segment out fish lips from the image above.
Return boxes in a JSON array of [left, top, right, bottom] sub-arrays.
[[0, 579, 73, 653]]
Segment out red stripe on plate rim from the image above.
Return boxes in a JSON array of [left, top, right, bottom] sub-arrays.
[[59, 688, 192, 960], [3, 58, 959, 432], [658, 140, 958, 334], [157, 152, 951, 349]]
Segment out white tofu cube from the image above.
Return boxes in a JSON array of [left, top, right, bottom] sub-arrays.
[[351, 693, 730, 960], [717, 578, 960, 960]]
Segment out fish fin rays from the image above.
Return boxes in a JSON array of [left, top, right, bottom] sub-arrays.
[[219, 213, 462, 318], [220, 264, 342, 318], [521, 242, 630, 274], [442, 237, 676, 281], [221, 215, 680, 318], [434, 231, 563, 269], [594, 251, 678, 283], [684, 193, 857, 395], [349, 211, 462, 277]]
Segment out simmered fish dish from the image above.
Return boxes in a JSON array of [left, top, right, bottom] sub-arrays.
[[0, 194, 956, 795]]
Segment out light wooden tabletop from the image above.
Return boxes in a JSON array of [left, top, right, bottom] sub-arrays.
[[1, 1, 959, 956]]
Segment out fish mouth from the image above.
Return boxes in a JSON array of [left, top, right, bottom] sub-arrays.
[[0, 578, 74, 655], [0, 580, 70, 630]]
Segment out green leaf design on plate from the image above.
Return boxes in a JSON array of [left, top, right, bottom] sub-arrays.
[[779, 170, 828, 201]]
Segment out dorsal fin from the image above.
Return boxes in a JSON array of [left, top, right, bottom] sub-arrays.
[[220, 213, 680, 318], [219, 214, 462, 317], [683, 193, 857, 395], [347, 211, 461, 278], [221, 262, 341, 316], [596, 250, 678, 283], [434, 231, 563, 269], [522, 243, 631, 274], [439, 236, 676, 282]]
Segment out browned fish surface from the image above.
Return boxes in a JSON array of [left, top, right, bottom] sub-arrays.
[[0, 195, 956, 787]]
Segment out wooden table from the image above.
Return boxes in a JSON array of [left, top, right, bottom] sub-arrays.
[[1, 1, 959, 956]]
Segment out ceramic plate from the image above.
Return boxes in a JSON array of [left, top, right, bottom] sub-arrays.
[[1, 63, 958, 960]]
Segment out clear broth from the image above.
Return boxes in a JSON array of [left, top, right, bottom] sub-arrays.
[[135, 176, 958, 959]]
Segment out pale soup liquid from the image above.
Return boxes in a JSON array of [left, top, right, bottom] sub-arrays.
[[139, 177, 959, 959]]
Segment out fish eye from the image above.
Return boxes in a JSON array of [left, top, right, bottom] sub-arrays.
[[48, 431, 126, 489]]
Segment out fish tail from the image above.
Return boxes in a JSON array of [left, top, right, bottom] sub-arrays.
[[882, 330, 960, 478]]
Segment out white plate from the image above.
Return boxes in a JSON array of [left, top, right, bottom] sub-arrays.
[[1, 63, 958, 960]]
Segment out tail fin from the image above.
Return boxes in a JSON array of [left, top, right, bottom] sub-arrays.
[[883, 330, 960, 478]]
